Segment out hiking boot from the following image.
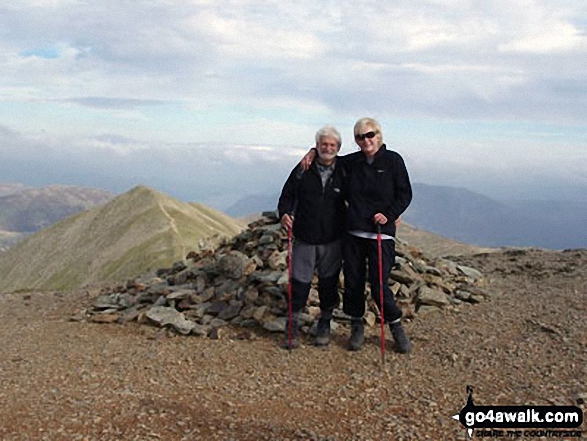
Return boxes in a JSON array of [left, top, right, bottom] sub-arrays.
[[348, 318, 364, 351], [283, 313, 300, 350], [390, 321, 411, 354], [315, 317, 331, 347]]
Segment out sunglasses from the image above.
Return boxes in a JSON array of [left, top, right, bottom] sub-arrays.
[[355, 131, 378, 141]]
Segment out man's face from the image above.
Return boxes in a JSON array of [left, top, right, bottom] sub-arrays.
[[316, 136, 340, 164]]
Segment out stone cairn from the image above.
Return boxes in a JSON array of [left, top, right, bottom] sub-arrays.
[[84, 212, 490, 337]]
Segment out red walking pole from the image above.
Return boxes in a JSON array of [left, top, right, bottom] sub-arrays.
[[287, 221, 294, 352], [377, 223, 386, 366]]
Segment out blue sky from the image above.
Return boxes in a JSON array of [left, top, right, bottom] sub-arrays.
[[1, 0, 586, 208]]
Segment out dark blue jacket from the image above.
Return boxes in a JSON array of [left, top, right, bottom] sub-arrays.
[[342, 144, 412, 237]]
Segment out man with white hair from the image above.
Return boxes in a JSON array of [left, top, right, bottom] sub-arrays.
[[278, 125, 346, 349]]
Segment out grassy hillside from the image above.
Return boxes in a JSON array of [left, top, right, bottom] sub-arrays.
[[0, 186, 242, 292]]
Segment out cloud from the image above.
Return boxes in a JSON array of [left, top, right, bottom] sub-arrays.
[[63, 97, 168, 110], [0, 0, 586, 194]]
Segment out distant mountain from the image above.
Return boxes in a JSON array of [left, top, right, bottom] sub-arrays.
[[0, 186, 243, 292], [0, 183, 30, 197], [396, 223, 493, 258], [403, 183, 586, 249], [227, 183, 586, 249], [225, 193, 279, 217], [0, 184, 114, 233]]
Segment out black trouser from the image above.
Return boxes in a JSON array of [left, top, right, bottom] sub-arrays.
[[290, 274, 339, 313], [342, 233, 402, 322]]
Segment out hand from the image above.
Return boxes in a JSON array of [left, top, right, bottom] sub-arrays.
[[300, 148, 316, 171], [281, 213, 294, 230], [395, 216, 402, 227], [373, 213, 388, 225]]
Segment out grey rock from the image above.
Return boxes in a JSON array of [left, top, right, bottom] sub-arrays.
[[258, 235, 274, 245], [418, 286, 450, 307], [425, 266, 444, 277], [167, 289, 193, 300], [417, 305, 441, 315], [250, 271, 281, 284], [93, 294, 119, 310], [192, 323, 212, 336], [218, 251, 249, 279], [207, 301, 228, 316], [210, 318, 228, 328], [389, 270, 417, 285], [217, 301, 243, 321], [146, 306, 195, 335], [455, 290, 472, 301], [263, 316, 287, 332], [153, 295, 167, 307], [457, 265, 483, 280]]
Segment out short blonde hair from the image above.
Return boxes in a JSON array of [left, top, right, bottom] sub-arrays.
[[353, 118, 382, 138]]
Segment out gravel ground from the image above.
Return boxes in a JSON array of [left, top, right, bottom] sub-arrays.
[[0, 249, 585, 440]]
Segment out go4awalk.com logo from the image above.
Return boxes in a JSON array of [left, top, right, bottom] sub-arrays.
[[453, 386, 584, 438]]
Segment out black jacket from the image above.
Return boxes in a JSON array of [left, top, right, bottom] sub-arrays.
[[342, 144, 412, 237], [278, 159, 347, 245]]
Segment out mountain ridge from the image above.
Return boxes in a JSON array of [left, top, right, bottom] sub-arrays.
[[0, 185, 242, 292]]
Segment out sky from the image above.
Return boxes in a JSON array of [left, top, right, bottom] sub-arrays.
[[1, 0, 586, 209]]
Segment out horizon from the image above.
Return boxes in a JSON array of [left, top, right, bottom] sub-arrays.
[[1, 1, 586, 207]]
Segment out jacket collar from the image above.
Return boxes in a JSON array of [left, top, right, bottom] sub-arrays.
[[359, 143, 387, 163]]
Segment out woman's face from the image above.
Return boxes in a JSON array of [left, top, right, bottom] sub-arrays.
[[355, 125, 382, 158]]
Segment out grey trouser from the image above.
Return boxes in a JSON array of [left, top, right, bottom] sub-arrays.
[[292, 239, 342, 283], [290, 239, 342, 313]]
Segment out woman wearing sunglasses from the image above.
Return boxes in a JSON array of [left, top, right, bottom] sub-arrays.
[[300, 117, 413, 353]]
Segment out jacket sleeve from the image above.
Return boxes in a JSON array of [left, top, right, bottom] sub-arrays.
[[278, 165, 303, 218], [384, 153, 412, 221]]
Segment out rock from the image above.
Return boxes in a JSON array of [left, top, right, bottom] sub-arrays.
[[93, 294, 119, 310], [457, 265, 483, 280], [86, 211, 490, 339], [389, 270, 417, 285], [364, 311, 377, 327], [253, 305, 269, 322], [171, 260, 188, 274], [91, 313, 119, 323], [258, 235, 274, 245], [210, 318, 228, 328], [424, 265, 443, 277], [263, 317, 286, 332], [417, 286, 450, 307], [219, 251, 249, 279], [192, 323, 212, 336], [146, 306, 195, 335], [167, 289, 193, 300], [307, 306, 321, 318], [215, 279, 241, 300], [455, 290, 471, 301], [417, 305, 441, 315], [244, 287, 259, 305], [268, 250, 287, 270], [250, 271, 282, 284], [217, 301, 243, 321]]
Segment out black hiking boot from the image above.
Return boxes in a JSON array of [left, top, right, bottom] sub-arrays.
[[315, 311, 332, 347], [283, 313, 300, 349], [390, 321, 411, 354], [348, 317, 364, 351]]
